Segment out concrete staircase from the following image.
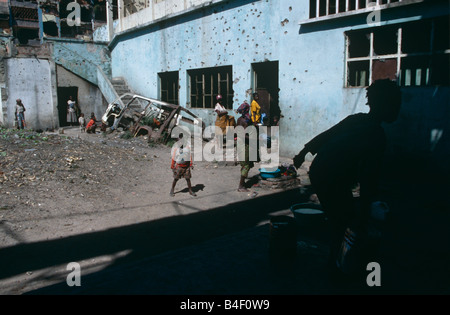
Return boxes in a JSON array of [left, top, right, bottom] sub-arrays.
[[110, 77, 141, 110], [110, 77, 145, 122]]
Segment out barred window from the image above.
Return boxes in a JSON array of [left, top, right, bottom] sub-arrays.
[[309, 0, 401, 19], [345, 17, 450, 87], [188, 66, 233, 109]]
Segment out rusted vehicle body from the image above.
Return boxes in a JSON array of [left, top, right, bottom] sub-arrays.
[[101, 93, 204, 143]]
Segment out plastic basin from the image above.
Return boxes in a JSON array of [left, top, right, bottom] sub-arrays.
[[259, 168, 281, 179]]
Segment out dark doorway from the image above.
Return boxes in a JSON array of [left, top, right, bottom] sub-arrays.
[[252, 61, 280, 126], [57, 87, 78, 127]]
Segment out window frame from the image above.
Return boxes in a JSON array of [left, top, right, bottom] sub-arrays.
[[188, 65, 233, 109], [308, 0, 409, 20], [345, 17, 450, 87]]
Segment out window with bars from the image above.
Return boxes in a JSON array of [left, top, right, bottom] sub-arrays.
[[345, 17, 450, 87], [188, 66, 233, 109], [159, 71, 179, 105], [309, 0, 401, 19]]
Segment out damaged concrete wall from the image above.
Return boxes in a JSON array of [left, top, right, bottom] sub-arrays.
[[5, 58, 58, 130], [112, 0, 278, 128], [109, 0, 449, 170], [118, 0, 213, 33], [111, 0, 353, 149], [52, 40, 111, 84], [56, 64, 107, 121]]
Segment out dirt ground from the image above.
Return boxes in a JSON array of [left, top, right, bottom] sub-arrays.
[[0, 126, 308, 294]]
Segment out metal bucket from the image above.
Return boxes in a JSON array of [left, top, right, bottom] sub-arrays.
[[290, 203, 327, 240], [268, 215, 297, 260]]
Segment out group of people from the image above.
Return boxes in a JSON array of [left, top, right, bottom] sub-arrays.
[[170, 92, 265, 197], [15, 97, 97, 133], [67, 96, 97, 133], [213, 92, 263, 134], [170, 79, 403, 281]]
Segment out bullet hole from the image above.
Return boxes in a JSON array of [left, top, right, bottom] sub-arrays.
[[293, 78, 296, 81], [284, 31, 288, 34], [289, 62, 292, 65], [289, 6, 292, 11]]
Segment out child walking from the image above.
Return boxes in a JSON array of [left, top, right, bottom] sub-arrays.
[[170, 134, 196, 197]]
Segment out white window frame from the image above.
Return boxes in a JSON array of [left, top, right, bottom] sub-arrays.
[[345, 17, 450, 87]]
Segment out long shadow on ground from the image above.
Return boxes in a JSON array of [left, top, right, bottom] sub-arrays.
[[2, 156, 450, 295]]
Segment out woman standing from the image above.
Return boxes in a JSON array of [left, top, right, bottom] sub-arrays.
[[67, 96, 77, 126], [15, 99, 26, 129], [214, 94, 235, 134]]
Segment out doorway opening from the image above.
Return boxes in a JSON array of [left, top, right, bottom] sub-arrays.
[[57, 87, 78, 127], [252, 61, 280, 126]]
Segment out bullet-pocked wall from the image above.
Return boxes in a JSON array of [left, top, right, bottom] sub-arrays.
[[5, 58, 58, 130], [109, 0, 450, 170], [110, 0, 356, 157]]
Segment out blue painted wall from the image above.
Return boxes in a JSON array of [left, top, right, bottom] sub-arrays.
[[109, 0, 449, 173]]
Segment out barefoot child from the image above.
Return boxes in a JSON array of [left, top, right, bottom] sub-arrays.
[[78, 113, 86, 132], [170, 134, 196, 197]]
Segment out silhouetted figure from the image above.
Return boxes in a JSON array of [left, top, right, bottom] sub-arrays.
[[293, 79, 402, 277]]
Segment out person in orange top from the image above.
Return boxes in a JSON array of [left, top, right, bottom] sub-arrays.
[[170, 134, 196, 197], [86, 112, 97, 133]]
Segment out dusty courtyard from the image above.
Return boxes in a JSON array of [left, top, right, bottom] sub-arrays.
[[0, 126, 308, 294]]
